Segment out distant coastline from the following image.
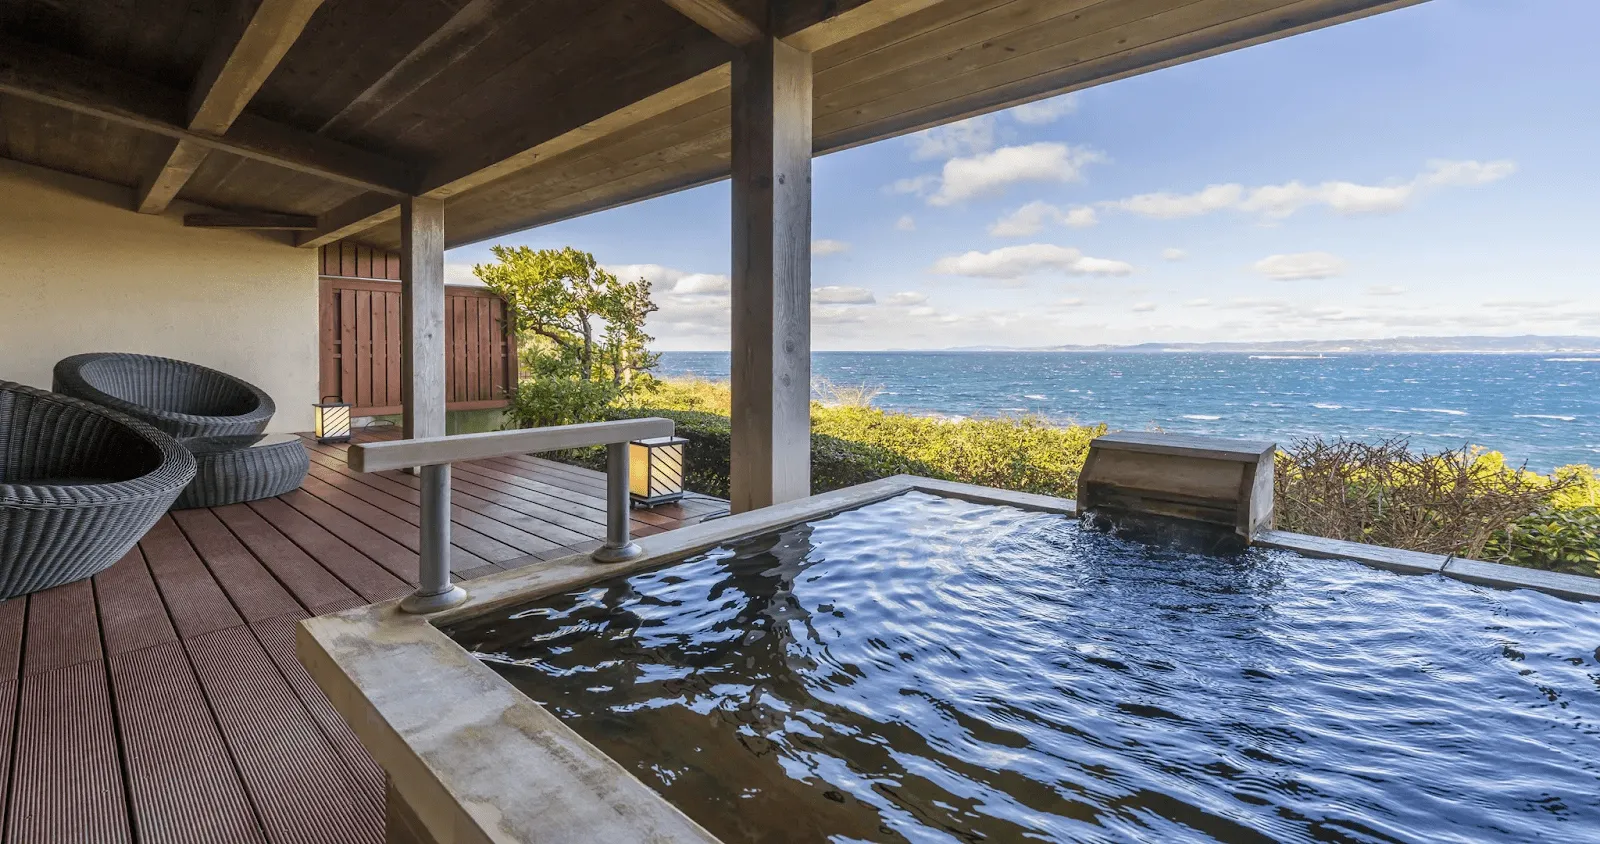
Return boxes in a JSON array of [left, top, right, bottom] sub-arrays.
[[933, 335, 1600, 355]]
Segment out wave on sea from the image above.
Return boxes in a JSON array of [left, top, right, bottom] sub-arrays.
[[1250, 355, 1328, 360], [1515, 414, 1577, 422], [1411, 408, 1469, 416], [1547, 358, 1600, 362], [1183, 414, 1222, 421]]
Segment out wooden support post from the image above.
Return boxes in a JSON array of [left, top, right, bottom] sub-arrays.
[[401, 197, 447, 443], [729, 36, 812, 514]]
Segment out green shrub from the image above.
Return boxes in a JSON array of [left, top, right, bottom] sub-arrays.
[[1273, 437, 1576, 560], [506, 377, 619, 428], [1484, 507, 1600, 576], [811, 406, 1103, 498]]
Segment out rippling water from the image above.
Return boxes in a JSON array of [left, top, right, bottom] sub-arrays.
[[657, 352, 1600, 472], [449, 493, 1600, 843]]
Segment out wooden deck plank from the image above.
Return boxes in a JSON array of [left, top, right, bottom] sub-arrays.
[[250, 614, 385, 817], [244, 498, 413, 604], [108, 641, 267, 844], [138, 516, 247, 639], [9, 661, 132, 844], [301, 468, 519, 565], [170, 508, 305, 623], [0, 677, 14, 840], [95, 547, 180, 657], [303, 458, 572, 555], [18, 575, 100, 674], [295, 474, 492, 573], [471, 454, 675, 527], [0, 597, 23, 678], [186, 624, 382, 844], [209, 504, 367, 616], [271, 489, 421, 583], [23, 578, 101, 673]]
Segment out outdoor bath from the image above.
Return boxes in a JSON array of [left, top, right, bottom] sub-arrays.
[[299, 435, 1600, 844]]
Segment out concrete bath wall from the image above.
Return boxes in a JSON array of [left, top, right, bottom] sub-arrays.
[[0, 159, 319, 432]]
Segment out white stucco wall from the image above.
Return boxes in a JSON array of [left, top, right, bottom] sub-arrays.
[[0, 159, 319, 432]]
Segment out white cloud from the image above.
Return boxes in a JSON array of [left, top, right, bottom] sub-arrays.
[[1365, 284, 1407, 296], [1101, 159, 1515, 221], [888, 174, 937, 196], [1010, 93, 1079, 125], [1131, 302, 1158, 313], [1251, 252, 1346, 281], [1058, 297, 1085, 307], [910, 115, 996, 160], [1184, 298, 1212, 307], [895, 214, 916, 232], [1062, 206, 1098, 228], [1421, 158, 1518, 187], [989, 201, 1056, 237], [988, 201, 1098, 237], [884, 291, 928, 306], [812, 238, 850, 256], [1161, 248, 1187, 261], [929, 143, 1104, 206], [930, 244, 1134, 280], [813, 285, 876, 305], [606, 264, 732, 342], [1108, 184, 1243, 219], [608, 263, 729, 296]]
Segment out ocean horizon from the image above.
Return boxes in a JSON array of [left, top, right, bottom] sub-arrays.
[[656, 351, 1600, 473]]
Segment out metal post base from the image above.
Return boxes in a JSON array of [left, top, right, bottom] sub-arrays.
[[591, 542, 644, 564], [399, 584, 469, 614]]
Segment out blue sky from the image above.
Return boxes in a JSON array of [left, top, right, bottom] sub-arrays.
[[444, 0, 1600, 351]]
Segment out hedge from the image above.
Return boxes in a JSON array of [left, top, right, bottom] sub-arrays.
[[555, 407, 944, 498]]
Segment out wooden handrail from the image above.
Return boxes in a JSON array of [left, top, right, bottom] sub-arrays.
[[346, 417, 673, 472], [343, 417, 674, 613]]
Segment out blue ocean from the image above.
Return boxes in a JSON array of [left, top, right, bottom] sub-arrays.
[[656, 352, 1600, 472]]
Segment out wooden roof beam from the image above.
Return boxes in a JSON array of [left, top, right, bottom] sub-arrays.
[[292, 0, 944, 247], [137, 0, 327, 214], [659, 0, 765, 46], [184, 211, 318, 230], [296, 193, 404, 248], [0, 37, 417, 197]]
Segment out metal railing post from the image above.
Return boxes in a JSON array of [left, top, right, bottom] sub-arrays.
[[591, 441, 643, 563], [399, 463, 468, 613]]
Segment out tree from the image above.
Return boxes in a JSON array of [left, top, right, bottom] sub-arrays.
[[474, 245, 659, 385]]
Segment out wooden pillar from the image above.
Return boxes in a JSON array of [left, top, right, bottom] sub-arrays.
[[729, 36, 812, 514], [400, 196, 446, 442]]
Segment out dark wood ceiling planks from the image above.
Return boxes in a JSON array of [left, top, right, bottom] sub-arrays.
[[0, 0, 1421, 249]]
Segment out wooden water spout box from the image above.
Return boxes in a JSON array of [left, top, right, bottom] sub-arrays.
[[1076, 433, 1276, 545]]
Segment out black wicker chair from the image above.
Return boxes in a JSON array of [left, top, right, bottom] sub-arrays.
[[53, 352, 275, 438], [0, 382, 196, 598]]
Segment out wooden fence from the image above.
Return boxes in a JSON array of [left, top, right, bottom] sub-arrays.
[[319, 242, 516, 417]]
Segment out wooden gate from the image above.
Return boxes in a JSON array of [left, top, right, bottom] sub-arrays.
[[318, 242, 516, 416]]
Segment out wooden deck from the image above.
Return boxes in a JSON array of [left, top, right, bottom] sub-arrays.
[[0, 430, 725, 843]]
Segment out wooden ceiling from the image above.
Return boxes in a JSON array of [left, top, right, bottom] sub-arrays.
[[0, 0, 1422, 251]]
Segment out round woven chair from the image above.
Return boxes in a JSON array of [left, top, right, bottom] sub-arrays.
[[53, 352, 275, 438], [0, 381, 196, 598]]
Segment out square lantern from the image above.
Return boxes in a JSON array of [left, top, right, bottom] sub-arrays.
[[313, 399, 352, 444], [629, 436, 688, 506]]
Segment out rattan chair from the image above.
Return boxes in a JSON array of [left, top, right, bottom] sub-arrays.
[[0, 381, 196, 598], [53, 352, 275, 438]]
